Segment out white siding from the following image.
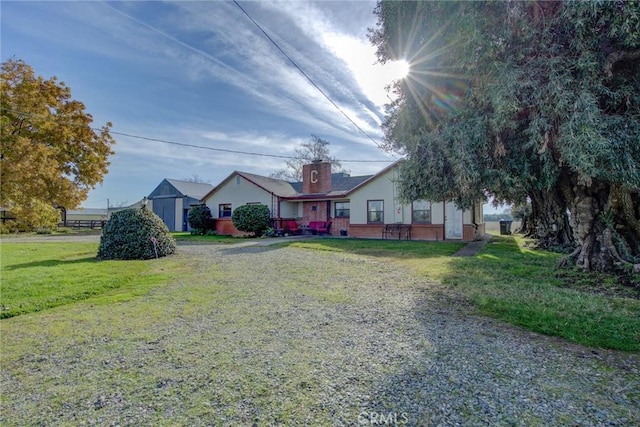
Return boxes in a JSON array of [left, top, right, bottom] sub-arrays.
[[431, 201, 445, 224], [348, 169, 398, 224], [349, 167, 453, 226], [463, 208, 472, 224], [279, 201, 299, 218], [205, 175, 274, 217]]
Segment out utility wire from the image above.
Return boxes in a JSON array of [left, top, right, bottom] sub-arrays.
[[106, 129, 393, 163], [1, 105, 393, 163], [232, 0, 386, 150]]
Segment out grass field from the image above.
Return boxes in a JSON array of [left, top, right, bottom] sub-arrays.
[[2, 235, 638, 349], [1, 235, 638, 424], [283, 235, 640, 351], [0, 242, 179, 318]]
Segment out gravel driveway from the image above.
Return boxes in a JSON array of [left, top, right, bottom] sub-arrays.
[[1, 240, 638, 426]]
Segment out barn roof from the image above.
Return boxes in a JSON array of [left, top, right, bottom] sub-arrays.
[[162, 179, 214, 199]]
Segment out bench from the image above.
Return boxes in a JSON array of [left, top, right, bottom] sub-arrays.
[[382, 224, 412, 240], [307, 220, 332, 235], [285, 220, 301, 235]]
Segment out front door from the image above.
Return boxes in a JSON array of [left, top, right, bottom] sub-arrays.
[[445, 201, 463, 239]]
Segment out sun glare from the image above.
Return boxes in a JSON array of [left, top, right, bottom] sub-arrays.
[[389, 59, 410, 80]]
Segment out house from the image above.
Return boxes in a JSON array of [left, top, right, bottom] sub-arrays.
[[202, 161, 485, 241], [147, 179, 214, 231]]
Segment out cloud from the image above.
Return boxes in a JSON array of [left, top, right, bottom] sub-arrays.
[[3, 0, 398, 208], [101, 1, 386, 147]]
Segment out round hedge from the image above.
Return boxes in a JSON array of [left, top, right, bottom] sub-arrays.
[[187, 204, 214, 234], [231, 204, 271, 236], [97, 207, 176, 260]]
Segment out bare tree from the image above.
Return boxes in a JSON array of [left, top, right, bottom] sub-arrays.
[[270, 135, 346, 182], [182, 174, 211, 184]]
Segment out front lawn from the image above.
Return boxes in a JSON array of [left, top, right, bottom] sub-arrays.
[[284, 236, 640, 351], [172, 232, 239, 243], [0, 237, 637, 425], [0, 242, 177, 318]]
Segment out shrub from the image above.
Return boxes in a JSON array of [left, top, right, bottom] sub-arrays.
[[8, 200, 61, 231], [231, 204, 271, 237], [97, 207, 176, 260], [0, 220, 18, 234], [187, 204, 214, 235]]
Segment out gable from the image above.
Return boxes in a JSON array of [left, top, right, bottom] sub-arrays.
[[148, 178, 214, 201], [148, 179, 180, 198]]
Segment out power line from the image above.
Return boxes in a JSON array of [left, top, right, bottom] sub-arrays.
[[232, 0, 386, 150], [106, 129, 393, 163], [1, 106, 393, 163]]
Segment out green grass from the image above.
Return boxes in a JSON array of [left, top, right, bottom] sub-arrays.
[[171, 232, 239, 243], [0, 242, 177, 318], [281, 238, 464, 259], [284, 236, 640, 351], [2, 236, 638, 351], [0, 236, 637, 424]]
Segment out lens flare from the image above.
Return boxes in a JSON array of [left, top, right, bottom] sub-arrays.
[[389, 59, 410, 80]]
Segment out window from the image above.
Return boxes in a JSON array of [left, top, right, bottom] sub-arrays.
[[367, 200, 384, 223], [219, 203, 232, 218], [412, 200, 431, 224], [335, 202, 350, 218]]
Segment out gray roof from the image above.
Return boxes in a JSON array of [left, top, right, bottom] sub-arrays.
[[330, 174, 373, 192], [165, 179, 214, 200], [289, 173, 373, 196], [203, 163, 401, 201]]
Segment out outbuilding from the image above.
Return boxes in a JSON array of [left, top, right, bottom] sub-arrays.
[[147, 179, 214, 231]]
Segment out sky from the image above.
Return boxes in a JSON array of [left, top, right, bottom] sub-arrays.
[[2, 1, 504, 214]]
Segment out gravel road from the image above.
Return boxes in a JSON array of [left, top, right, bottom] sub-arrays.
[[1, 239, 638, 426]]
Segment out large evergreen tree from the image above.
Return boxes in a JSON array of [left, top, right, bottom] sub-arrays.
[[370, 1, 640, 272]]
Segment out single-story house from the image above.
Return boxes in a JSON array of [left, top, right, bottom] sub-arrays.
[[201, 161, 485, 241], [147, 179, 214, 231]]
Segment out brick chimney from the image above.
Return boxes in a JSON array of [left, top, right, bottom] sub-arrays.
[[302, 160, 332, 194]]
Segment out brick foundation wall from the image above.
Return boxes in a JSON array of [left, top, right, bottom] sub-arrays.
[[463, 223, 485, 241], [347, 224, 384, 239], [411, 225, 445, 241], [215, 218, 251, 237], [332, 217, 349, 235]]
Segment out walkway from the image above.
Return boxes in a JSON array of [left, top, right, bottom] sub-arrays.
[[451, 233, 492, 257]]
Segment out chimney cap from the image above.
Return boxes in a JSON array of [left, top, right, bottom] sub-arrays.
[[311, 159, 323, 164]]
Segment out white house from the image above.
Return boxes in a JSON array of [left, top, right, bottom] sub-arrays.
[[201, 161, 484, 241]]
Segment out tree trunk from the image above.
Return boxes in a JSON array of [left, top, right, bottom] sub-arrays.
[[560, 181, 640, 272], [525, 188, 574, 249]]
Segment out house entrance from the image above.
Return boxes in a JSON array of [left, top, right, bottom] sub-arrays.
[[445, 202, 463, 239]]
